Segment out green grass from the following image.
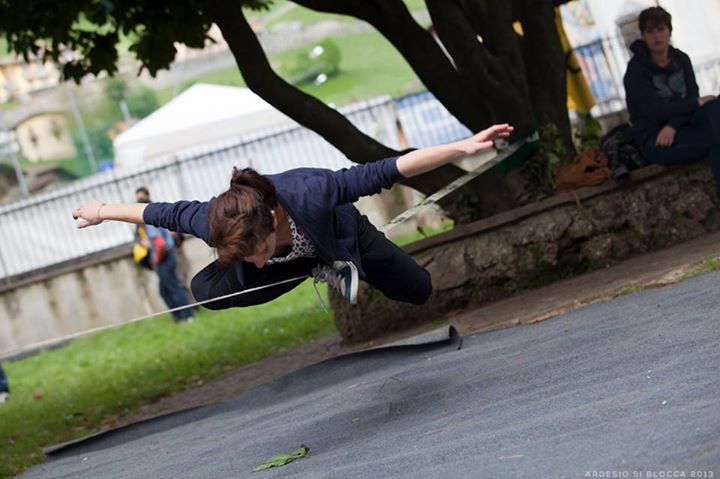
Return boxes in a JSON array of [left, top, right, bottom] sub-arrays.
[[676, 256, 720, 282], [0, 37, 9, 57], [392, 220, 455, 246], [157, 29, 420, 107], [615, 256, 720, 298], [275, 30, 420, 104], [265, 3, 350, 30], [19, 156, 94, 178], [265, 0, 428, 29], [155, 68, 247, 105], [0, 99, 19, 111], [0, 280, 334, 478]]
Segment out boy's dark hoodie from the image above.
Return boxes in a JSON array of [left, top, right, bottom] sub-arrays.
[[624, 39, 699, 147]]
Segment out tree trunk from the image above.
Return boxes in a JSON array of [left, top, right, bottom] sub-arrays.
[[204, 0, 468, 197], [292, 0, 491, 132], [425, 0, 534, 132], [516, 0, 575, 155]]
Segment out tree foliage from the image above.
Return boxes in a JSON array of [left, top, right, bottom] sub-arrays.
[[1, 0, 573, 221], [0, 0, 237, 80]]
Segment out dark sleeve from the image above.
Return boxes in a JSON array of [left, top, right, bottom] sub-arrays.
[[142, 200, 213, 244], [320, 156, 405, 205], [624, 60, 698, 124], [667, 53, 700, 130], [684, 53, 700, 99]]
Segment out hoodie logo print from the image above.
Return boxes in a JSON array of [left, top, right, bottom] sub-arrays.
[[652, 69, 687, 101]]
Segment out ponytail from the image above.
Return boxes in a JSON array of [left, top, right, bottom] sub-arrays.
[[229, 167, 278, 204], [208, 167, 279, 267]]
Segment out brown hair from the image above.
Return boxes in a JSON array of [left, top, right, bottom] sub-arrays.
[[639, 6, 672, 33], [208, 167, 278, 268]]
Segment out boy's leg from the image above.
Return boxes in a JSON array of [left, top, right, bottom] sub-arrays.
[[642, 106, 718, 185], [191, 257, 317, 310], [694, 100, 720, 186], [356, 214, 432, 305]]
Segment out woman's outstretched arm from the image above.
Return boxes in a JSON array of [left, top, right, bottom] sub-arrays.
[[396, 123, 513, 178], [72, 200, 147, 228], [73, 199, 212, 243]]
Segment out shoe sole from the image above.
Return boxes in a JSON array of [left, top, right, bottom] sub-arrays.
[[345, 261, 359, 305]]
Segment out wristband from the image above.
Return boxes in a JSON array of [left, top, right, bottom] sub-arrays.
[[97, 202, 107, 221]]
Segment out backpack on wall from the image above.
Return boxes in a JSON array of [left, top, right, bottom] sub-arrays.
[[555, 147, 612, 193], [599, 123, 646, 183]]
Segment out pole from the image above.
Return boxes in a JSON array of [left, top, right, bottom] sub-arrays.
[[67, 86, 98, 173], [9, 138, 29, 197]]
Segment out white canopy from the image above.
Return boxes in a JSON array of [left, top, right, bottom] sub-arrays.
[[113, 83, 292, 169]]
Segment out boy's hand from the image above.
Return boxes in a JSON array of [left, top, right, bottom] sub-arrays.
[[655, 125, 676, 147]]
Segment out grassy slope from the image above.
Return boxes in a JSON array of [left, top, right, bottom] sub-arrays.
[[0, 281, 333, 478], [156, 29, 420, 107]]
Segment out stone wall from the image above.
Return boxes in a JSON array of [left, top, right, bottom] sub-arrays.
[[0, 242, 205, 356], [332, 163, 720, 342]]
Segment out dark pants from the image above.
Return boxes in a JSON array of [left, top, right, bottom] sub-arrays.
[[642, 100, 720, 187], [0, 362, 8, 393], [191, 214, 432, 310], [156, 252, 195, 321]]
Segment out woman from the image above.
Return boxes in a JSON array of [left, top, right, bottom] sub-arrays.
[[624, 6, 719, 185], [73, 124, 513, 311]]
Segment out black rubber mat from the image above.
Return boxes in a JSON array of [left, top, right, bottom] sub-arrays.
[[19, 273, 720, 478]]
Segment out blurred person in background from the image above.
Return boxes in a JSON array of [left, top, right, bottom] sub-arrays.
[[0, 362, 9, 403], [134, 187, 196, 323]]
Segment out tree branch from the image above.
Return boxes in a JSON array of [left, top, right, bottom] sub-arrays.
[[204, 0, 467, 196], [292, 0, 491, 131], [516, 0, 574, 154]]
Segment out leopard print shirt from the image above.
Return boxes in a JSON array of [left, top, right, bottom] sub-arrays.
[[266, 212, 317, 264]]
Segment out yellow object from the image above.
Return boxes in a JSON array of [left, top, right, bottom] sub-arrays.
[[513, 11, 596, 113], [555, 8, 596, 113], [133, 226, 150, 263], [133, 243, 149, 263]]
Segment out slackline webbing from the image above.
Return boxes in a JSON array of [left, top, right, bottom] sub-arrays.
[[1, 138, 532, 360]]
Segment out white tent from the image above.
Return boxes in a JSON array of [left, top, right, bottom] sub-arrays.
[[113, 83, 292, 169]]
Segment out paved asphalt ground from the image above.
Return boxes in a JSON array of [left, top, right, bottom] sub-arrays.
[[20, 271, 720, 479]]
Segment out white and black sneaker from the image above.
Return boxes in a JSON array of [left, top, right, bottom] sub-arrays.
[[312, 260, 359, 305], [0, 392, 8, 404]]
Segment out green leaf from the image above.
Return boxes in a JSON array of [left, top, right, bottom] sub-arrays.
[[253, 444, 310, 473]]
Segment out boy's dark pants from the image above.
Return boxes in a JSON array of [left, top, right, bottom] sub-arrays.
[[642, 100, 720, 187]]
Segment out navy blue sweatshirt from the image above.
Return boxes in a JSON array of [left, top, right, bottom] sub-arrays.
[[143, 157, 404, 283], [624, 40, 699, 147]]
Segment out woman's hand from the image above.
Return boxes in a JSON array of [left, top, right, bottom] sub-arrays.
[[396, 123, 515, 178], [457, 123, 514, 155], [72, 199, 107, 229], [655, 125, 676, 147]]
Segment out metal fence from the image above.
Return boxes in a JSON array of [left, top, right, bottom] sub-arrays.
[[0, 91, 471, 281]]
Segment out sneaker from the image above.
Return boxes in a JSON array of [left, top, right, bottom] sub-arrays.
[[0, 392, 8, 404], [312, 260, 359, 305]]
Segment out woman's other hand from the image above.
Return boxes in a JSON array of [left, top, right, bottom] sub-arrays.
[[458, 123, 514, 155]]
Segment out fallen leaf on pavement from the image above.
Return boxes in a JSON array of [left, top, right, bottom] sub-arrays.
[[253, 444, 309, 472]]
